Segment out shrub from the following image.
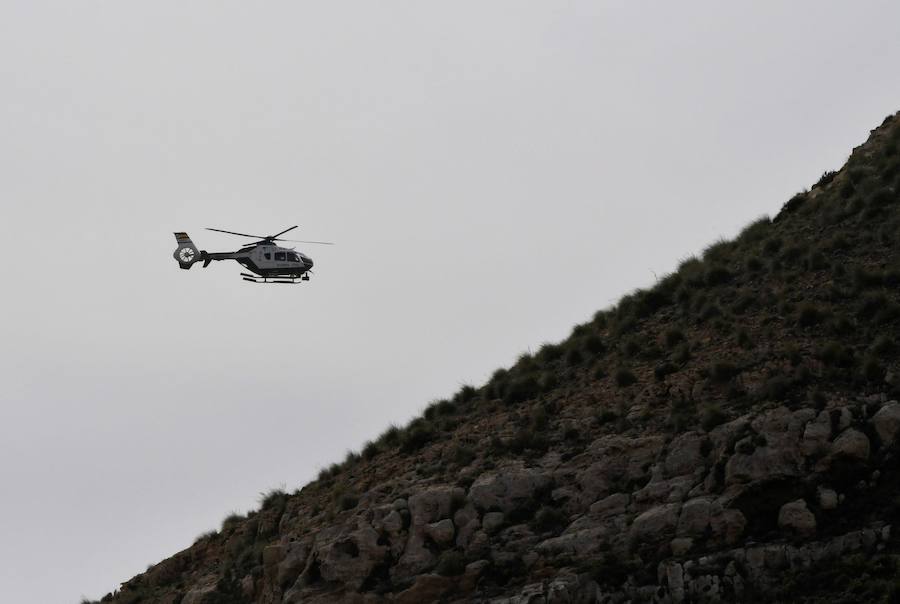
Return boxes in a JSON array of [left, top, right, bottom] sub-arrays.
[[816, 171, 837, 187], [700, 405, 728, 432], [378, 424, 402, 448], [537, 343, 564, 365], [259, 488, 287, 511], [869, 186, 896, 208], [797, 303, 826, 327], [736, 328, 754, 349], [565, 347, 584, 367], [450, 443, 477, 466], [592, 365, 607, 380], [762, 237, 783, 256], [664, 327, 686, 348], [862, 357, 885, 382], [614, 368, 637, 387], [337, 492, 359, 511], [435, 551, 466, 576], [362, 440, 380, 460], [779, 191, 808, 216], [400, 422, 435, 453], [817, 341, 854, 368], [705, 266, 733, 286], [221, 512, 244, 532], [853, 266, 884, 289], [737, 216, 771, 245], [504, 375, 541, 405], [710, 361, 739, 383], [583, 334, 606, 354], [453, 384, 478, 404], [531, 506, 568, 534], [871, 335, 896, 357], [654, 362, 678, 382], [746, 256, 764, 272]]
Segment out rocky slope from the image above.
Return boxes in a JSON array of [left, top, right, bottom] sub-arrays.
[[97, 112, 900, 603]]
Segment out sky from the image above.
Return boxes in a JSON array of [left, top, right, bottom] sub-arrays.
[[1, 2, 899, 602]]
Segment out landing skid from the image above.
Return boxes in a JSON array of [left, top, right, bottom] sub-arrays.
[[240, 272, 310, 284]]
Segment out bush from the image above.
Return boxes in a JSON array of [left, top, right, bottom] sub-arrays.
[[565, 347, 584, 366], [780, 191, 808, 216], [378, 424, 402, 448], [705, 266, 733, 286], [435, 551, 466, 576], [710, 361, 739, 383], [453, 384, 478, 404], [797, 303, 826, 327], [762, 237, 783, 256], [259, 488, 287, 511], [614, 368, 637, 387], [450, 443, 477, 466], [504, 375, 541, 405], [736, 328, 754, 349], [221, 512, 244, 532], [654, 362, 678, 381], [664, 327, 686, 348], [337, 492, 359, 511], [700, 405, 728, 431], [537, 343, 564, 365], [400, 422, 435, 453], [362, 440, 380, 460], [531, 506, 568, 534], [862, 357, 885, 382], [817, 341, 855, 368], [583, 334, 606, 354]]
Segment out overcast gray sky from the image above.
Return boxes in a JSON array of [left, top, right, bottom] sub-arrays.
[[2, 2, 899, 601]]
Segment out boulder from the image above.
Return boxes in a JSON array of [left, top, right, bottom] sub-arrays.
[[802, 411, 832, 457], [631, 503, 681, 542], [483, 511, 505, 534], [677, 497, 713, 537], [778, 499, 816, 537], [315, 522, 389, 591], [817, 487, 838, 511], [394, 574, 454, 604], [469, 466, 552, 515], [664, 432, 707, 478], [872, 401, 900, 445], [425, 519, 455, 546], [831, 428, 870, 461], [408, 486, 465, 525]]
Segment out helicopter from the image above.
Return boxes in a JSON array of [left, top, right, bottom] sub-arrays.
[[172, 226, 333, 284]]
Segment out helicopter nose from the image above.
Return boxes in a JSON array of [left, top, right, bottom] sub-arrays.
[[304, 257, 314, 270]]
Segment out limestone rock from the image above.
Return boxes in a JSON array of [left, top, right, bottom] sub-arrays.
[[631, 503, 681, 542], [483, 511, 505, 534], [677, 497, 713, 537], [778, 499, 816, 537], [818, 486, 838, 511], [469, 466, 552, 515], [665, 432, 707, 478], [425, 518, 455, 546], [831, 428, 870, 461], [872, 401, 900, 445], [408, 485, 464, 525]]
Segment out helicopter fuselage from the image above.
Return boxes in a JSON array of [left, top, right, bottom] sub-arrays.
[[206, 244, 314, 277]]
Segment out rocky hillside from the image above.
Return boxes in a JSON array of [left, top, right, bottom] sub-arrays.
[[97, 112, 900, 604]]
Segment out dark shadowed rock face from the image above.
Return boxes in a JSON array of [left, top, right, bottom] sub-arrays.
[[100, 112, 900, 603]]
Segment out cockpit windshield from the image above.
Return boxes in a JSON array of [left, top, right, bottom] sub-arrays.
[[287, 252, 301, 262]]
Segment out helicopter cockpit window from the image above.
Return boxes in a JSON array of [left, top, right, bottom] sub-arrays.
[[274, 252, 286, 261], [287, 252, 300, 262]]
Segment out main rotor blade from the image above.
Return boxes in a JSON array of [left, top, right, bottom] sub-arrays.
[[276, 238, 335, 245], [271, 225, 299, 239], [206, 227, 266, 239]]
